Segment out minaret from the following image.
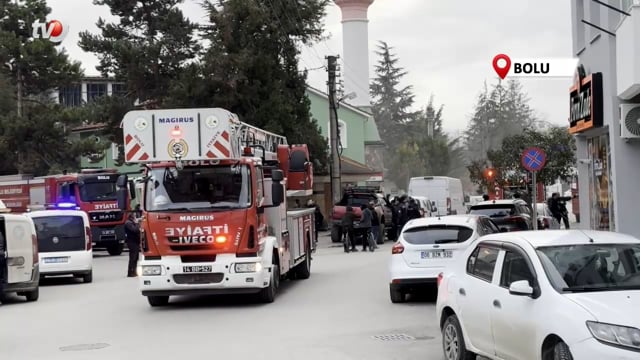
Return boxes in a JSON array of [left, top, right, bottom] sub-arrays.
[[334, 0, 375, 109]]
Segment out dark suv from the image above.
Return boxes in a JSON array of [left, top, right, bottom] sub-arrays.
[[468, 199, 533, 232]]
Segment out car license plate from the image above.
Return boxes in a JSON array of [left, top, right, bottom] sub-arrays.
[[44, 257, 69, 264], [421, 250, 453, 259], [183, 265, 212, 273]]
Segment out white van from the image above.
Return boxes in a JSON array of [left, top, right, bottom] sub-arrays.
[[407, 176, 465, 216], [26, 210, 93, 283], [1, 213, 40, 302]]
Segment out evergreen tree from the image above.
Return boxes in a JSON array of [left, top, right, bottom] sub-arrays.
[[370, 41, 420, 148], [78, 0, 201, 163], [0, 0, 100, 175], [194, 0, 330, 173], [464, 78, 536, 162]]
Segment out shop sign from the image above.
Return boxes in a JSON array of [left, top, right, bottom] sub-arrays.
[[569, 65, 603, 134]]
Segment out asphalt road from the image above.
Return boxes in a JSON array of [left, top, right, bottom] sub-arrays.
[[0, 232, 448, 360]]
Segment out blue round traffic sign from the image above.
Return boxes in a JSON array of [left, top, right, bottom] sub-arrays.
[[521, 147, 547, 172]]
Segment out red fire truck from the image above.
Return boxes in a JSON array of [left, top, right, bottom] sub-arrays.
[[0, 169, 133, 255], [115, 108, 315, 306]]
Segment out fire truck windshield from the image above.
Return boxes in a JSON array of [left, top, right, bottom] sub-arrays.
[[145, 164, 252, 212], [79, 180, 118, 202]]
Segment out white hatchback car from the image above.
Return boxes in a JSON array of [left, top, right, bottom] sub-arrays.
[[26, 210, 93, 283], [436, 230, 640, 360], [388, 215, 502, 303]]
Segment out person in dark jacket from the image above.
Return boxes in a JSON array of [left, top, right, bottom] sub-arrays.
[[397, 196, 409, 236], [407, 198, 421, 220], [341, 206, 356, 253], [547, 193, 572, 229], [124, 213, 141, 277], [482, 194, 490, 201], [369, 202, 381, 248], [359, 204, 374, 252]]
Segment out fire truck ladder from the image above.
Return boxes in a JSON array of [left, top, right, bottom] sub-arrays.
[[236, 122, 288, 160]]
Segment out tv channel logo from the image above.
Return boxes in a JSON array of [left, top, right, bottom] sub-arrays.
[[32, 19, 68, 43]]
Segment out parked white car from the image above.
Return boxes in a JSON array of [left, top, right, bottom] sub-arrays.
[[26, 210, 93, 283], [388, 215, 502, 303], [436, 230, 640, 360]]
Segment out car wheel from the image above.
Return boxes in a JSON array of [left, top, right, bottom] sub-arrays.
[[553, 342, 573, 360], [107, 243, 123, 256], [442, 315, 476, 360], [330, 225, 342, 243], [83, 271, 93, 283], [25, 287, 39, 302], [389, 285, 405, 303], [258, 253, 279, 303], [147, 295, 169, 307]]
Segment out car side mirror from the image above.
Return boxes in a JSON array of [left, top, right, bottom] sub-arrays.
[[509, 280, 534, 296], [271, 169, 284, 182], [116, 188, 128, 211], [116, 174, 128, 188], [128, 180, 136, 200]]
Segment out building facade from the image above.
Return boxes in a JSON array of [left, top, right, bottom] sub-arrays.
[[570, 0, 640, 238]]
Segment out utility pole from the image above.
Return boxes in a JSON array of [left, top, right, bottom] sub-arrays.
[[327, 55, 342, 205]]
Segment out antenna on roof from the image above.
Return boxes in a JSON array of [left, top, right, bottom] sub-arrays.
[[579, 230, 595, 243]]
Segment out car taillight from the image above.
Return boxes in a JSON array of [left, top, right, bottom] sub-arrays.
[[437, 272, 444, 287], [32, 234, 38, 264], [391, 242, 404, 254], [85, 226, 92, 250]]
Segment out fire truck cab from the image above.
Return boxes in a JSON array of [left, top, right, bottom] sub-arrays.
[[116, 108, 316, 306]]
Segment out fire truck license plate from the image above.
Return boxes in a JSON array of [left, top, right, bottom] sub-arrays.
[[183, 265, 212, 273]]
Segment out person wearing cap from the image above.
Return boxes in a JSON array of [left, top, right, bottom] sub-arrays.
[[124, 212, 141, 277]]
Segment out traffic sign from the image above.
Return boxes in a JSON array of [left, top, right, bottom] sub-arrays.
[[521, 147, 547, 172]]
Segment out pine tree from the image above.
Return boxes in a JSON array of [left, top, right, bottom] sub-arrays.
[[0, 0, 100, 175], [370, 41, 420, 148], [464, 78, 536, 162], [195, 0, 330, 173]]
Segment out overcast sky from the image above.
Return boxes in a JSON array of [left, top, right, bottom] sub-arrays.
[[46, 0, 573, 133]]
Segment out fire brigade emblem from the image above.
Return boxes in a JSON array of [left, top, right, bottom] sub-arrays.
[[168, 139, 189, 159], [205, 115, 218, 128], [134, 117, 148, 131]]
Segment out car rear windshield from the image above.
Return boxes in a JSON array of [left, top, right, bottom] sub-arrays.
[[33, 216, 84, 240], [469, 205, 515, 218], [402, 225, 474, 245]]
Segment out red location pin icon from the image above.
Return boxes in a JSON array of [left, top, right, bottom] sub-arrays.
[[492, 54, 511, 79]]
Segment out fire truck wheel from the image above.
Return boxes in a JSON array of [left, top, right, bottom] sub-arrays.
[[147, 295, 169, 307], [294, 238, 311, 280], [107, 243, 124, 256], [259, 253, 279, 303]]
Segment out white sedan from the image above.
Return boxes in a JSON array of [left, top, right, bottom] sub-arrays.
[[388, 215, 502, 303], [436, 230, 640, 360]]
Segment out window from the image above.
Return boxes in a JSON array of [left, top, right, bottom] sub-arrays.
[[589, 0, 600, 39], [402, 225, 474, 245], [469, 205, 515, 218], [32, 216, 85, 252], [146, 165, 252, 211], [500, 251, 535, 288], [255, 166, 264, 206], [467, 245, 500, 282], [111, 83, 127, 97], [58, 84, 82, 107], [479, 218, 500, 234], [86, 83, 107, 103], [79, 181, 117, 202], [327, 119, 348, 149]]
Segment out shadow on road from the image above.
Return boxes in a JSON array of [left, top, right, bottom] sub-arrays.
[[152, 276, 304, 309], [39, 275, 85, 287]]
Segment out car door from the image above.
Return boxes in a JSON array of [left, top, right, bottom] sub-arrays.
[[456, 243, 501, 355], [4, 216, 35, 284], [491, 246, 541, 360]]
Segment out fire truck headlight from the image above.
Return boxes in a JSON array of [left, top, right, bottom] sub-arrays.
[[235, 262, 262, 273], [141, 265, 162, 276]]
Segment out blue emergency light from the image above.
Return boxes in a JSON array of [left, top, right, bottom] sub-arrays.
[[52, 202, 81, 210]]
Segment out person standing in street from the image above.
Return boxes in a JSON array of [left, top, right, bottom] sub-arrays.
[[124, 213, 141, 277], [341, 206, 356, 253], [369, 202, 380, 249], [359, 204, 374, 252]]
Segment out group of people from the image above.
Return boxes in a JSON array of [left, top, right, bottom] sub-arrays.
[[340, 202, 379, 253], [389, 195, 422, 238]]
